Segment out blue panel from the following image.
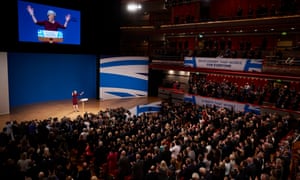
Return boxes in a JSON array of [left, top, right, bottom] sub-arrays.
[[244, 59, 263, 71], [8, 52, 96, 107], [105, 92, 135, 97], [137, 105, 161, 115], [100, 73, 148, 91]]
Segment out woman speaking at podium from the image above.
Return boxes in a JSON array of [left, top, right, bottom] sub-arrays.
[[72, 90, 84, 112]]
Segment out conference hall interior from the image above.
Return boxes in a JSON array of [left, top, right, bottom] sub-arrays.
[[0, 0, 299, 179]]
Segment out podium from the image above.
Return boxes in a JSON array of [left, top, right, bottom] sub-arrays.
[[37, 29, 64, 43], [38, 37, 63, 43], [79, 98, 88, 112]]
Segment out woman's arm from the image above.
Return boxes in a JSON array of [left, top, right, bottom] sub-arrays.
[[27, 5, 38, 23], [64, 14, 71, 28]]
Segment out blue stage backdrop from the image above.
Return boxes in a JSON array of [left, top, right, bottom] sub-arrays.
[[99, 56, 149, 100], [8, 52, 96, 107]]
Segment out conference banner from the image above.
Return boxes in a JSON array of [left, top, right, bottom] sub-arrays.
[[184, 56, 263, 72], [184, 94, 261, 114], [129, 101, 162, 116], [99, 56, 149, 100]]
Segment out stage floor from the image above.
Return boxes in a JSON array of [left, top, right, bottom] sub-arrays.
[[0, 96, 161, 130]]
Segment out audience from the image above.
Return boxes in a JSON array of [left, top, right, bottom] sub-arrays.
[[0, 100, 299, 180], [188, 74, 300, 110]]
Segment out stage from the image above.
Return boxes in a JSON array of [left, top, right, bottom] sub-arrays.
[[0, 96, 161, 130]]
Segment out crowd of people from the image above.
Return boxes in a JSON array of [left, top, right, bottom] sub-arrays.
[[188, 75, 300, 111], [0, 100, 299, 180], [152, 38, 265, 61]]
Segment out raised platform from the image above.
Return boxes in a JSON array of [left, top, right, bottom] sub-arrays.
[[0, 96, 161, 130]]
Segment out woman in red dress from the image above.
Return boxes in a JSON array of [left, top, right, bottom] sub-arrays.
[[72, 90, 83, 112], [107, 148, 119, 177]]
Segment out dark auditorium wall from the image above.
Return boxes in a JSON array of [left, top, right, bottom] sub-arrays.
[[209, 0, 281, 19], [148, 69, 165, 96], [81, 0, 121, 55], [8, 52, 97, 107]]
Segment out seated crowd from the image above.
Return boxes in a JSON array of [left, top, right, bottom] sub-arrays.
[[0, 100, 299, 180]]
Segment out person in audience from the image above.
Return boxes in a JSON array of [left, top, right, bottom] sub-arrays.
[[131, 153, 145, 180], [118, 150, 131, 180], [145, 165, 159, 180], [77, 162, 92, 180]]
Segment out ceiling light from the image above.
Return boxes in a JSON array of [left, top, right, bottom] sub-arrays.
[[127, 3, 142, 12]]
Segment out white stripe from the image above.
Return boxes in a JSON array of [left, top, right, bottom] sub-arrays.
[[100, 87, 147, 100], [100, 65, 148, 80], [100, 56, 148, 63]]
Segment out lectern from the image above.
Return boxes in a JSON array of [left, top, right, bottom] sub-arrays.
[[37, 29, 64, 43], [79, 98, 88, 113]]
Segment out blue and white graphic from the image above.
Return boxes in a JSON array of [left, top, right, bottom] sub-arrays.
[[184, 56, 197, 67], [38, 29, 63, 38], [183, 94, 196, 104], [184, 94, 261, 114], [129, 101, 162, 116], [244, 59, 263, 72], [244, 104, 261, 114], [99, 56, 149, 100], [184, 57, 263, 72]]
